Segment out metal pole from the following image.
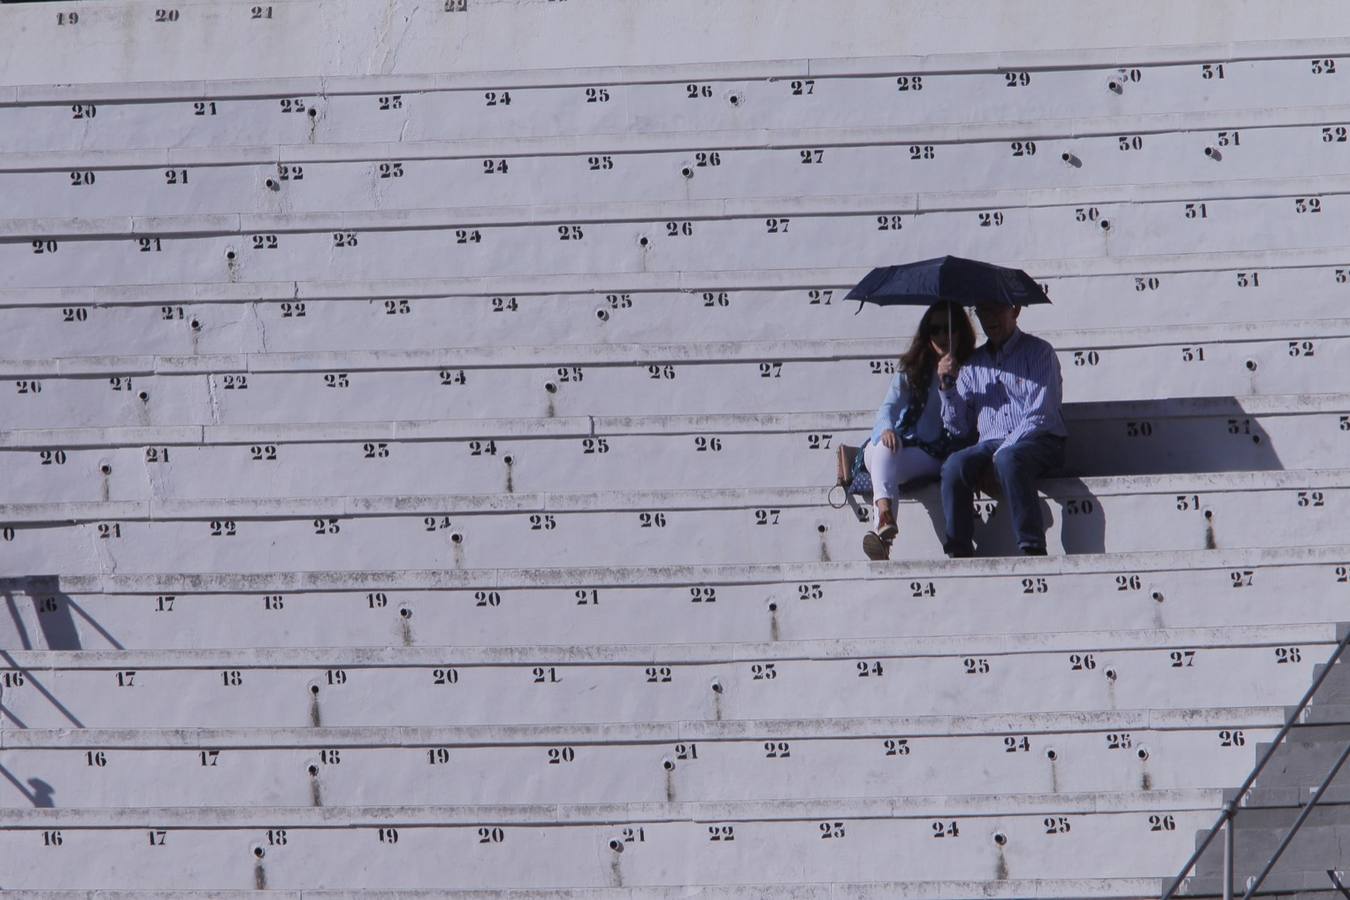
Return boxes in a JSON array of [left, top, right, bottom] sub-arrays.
[[1162, 630, 1350, 900], [1223, 815, 1234, 900], [1242, 738, 1350, 899]]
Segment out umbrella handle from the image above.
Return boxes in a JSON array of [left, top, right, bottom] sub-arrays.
[[939, 304, 956, 389]]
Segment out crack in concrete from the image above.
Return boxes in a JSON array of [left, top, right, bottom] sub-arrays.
[[87, 521, 117, 578], [206, 373, 222, 426], [368, 0, 417, 74], [142, 440, 162, 506], [253, 298, 273, 354]]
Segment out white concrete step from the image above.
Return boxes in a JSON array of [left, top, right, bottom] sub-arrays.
[[3, 245, 1348, 337], [0, 322, 1344, 430], [0, 708, 1284, 809], [3, 470, 1349, 573], [3, 547, 1346, 651], [0, 625, 1334, 728], [0, 395, 1343, 505], [0, 882, 1170, 899], [8, 178, 1350, 289], [8, 108, 1350, 221], [6, 38, 1349, 152], [0, 791, 1218, 889], [0, 267, 1342, 359]]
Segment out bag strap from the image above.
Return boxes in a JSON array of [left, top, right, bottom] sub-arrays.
[[835, 444, 858, 487]]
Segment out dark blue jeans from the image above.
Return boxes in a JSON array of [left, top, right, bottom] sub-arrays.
[[940, 433, 1066, 556]]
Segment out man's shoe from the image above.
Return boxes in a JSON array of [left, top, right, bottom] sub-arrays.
[[1021, 545, 1048, 556], [863, 531, 891, 561], [943, 539, 974, 559], [876, 521, 898, 542]]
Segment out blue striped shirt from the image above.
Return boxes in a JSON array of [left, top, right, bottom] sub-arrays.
[[939, 328, 1067, 447]]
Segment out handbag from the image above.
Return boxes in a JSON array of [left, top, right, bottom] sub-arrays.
[[833, 372, 975, 503], [835, 440, 873, 495], [835, 443, 857, 488]]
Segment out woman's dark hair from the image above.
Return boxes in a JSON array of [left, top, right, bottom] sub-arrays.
[[898, 300, 976, 395]]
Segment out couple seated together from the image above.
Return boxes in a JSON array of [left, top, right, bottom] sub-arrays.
[[862, 299, 1067, 561]]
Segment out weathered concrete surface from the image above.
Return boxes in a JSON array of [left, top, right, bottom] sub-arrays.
[[1, 1, 1349, 85], [3, 0, 1349, 894]]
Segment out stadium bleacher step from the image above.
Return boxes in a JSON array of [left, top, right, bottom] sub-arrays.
[[0, 707, 1290, 808], [0, 322, 1346, 432], [3, 546, 1346, 650], [0, 625, 1336, 729], [4, 246, 1350, 342], [0, 791, 1218, 889], [3, 469, 1349, 573], [0, 880, 1172, 899], [0, 393, 1345, 505]]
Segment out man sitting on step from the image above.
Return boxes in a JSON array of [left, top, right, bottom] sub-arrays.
[[936, 303, 1068, 557]]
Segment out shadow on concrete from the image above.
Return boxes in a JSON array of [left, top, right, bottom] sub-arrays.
[[2, 577, 85, 651], [0, 760, 55, 808], [958, 486, 1108, 556], [0, 644, 85, 729], [845, 395, 1280, 558], [1051, 478, 1107, 554], [1063, 396, 1283, 477], [0, 580, 89, 731]]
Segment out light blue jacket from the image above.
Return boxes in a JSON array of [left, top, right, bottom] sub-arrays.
[[870, 372, 915, 444]]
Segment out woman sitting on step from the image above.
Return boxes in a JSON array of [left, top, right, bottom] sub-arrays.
[[863, 300, 977, 561]]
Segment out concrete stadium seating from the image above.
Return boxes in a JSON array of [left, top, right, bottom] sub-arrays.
[[0, 625, 1334, 729], [0, 713, 1287, 808], [0, 793, 1218, 890], [0, 548, 1346, 651], [5, 192, 1350, 288], [0, 396, 1341, 507], [3, 0, 1350, 894], [1, 468, 1349, 571]]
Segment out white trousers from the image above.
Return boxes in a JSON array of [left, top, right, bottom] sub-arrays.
[[863, 441, 942, 529]]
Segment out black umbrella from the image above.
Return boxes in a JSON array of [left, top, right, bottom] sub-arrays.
[[847, 255, 1051, 390], [846, 255, 1051, 313]]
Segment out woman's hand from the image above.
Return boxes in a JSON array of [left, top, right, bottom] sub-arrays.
[[937, 353, 959, 389], [880, 429, 899, 451]]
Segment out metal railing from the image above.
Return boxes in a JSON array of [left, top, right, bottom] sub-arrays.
[[1162, 626, 1350, 900]]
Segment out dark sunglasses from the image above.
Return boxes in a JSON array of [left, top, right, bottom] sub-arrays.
[[926, 322, 950, 334]]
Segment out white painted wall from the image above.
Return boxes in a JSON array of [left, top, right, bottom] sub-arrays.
[[5, 0, 1350, 83]]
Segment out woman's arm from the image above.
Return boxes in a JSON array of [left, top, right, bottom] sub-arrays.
[[869, 372, 907, 444]]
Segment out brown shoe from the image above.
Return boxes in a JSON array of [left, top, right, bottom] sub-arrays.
[[863, 531, 891, 561]]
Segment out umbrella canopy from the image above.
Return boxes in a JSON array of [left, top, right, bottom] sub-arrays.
[[846, 255, 1051, 311]]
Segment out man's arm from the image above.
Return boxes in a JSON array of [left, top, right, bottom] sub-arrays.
[[1001, 342, 1064, 447], [939, 359, 977, 439]]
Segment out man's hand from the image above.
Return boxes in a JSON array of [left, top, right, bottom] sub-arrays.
[[880, 429, 899, 451], [937, 353, 959, 389]]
